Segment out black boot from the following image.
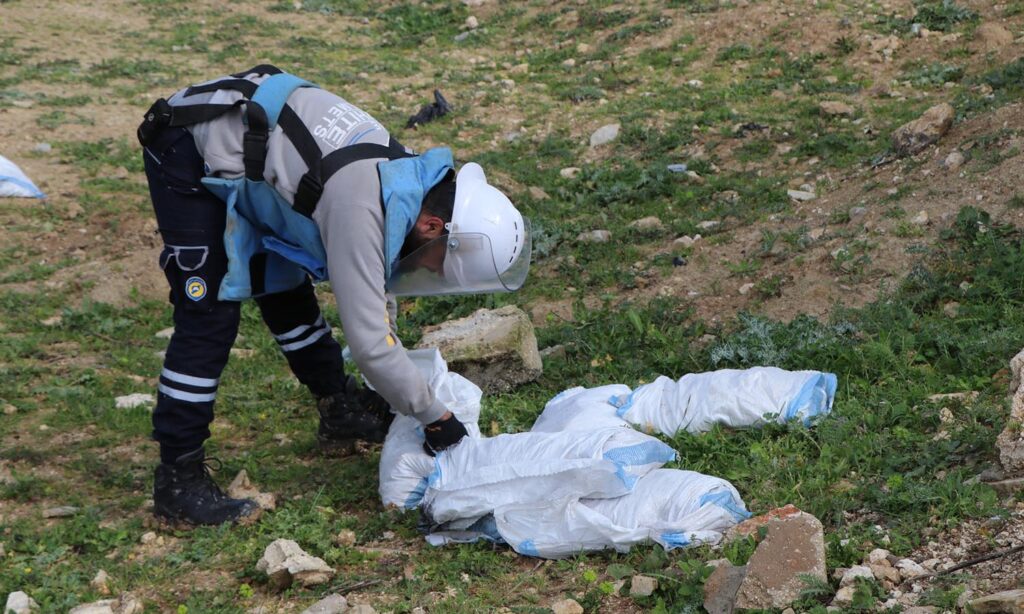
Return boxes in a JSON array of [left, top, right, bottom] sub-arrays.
[[316, 379, 394, 453], [153, 448, 260, 526]]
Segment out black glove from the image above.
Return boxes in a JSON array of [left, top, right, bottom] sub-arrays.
[[423, 414, 468, 456]]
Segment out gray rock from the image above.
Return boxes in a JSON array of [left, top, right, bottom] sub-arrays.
[[943, 151, 965, 170], [550, 598, 584, 614], [697, 220, 720, 231], [892, 103, 955, 156], [576, 229, 611, 243], [870, 564, 902, 586], [334, 529, 356, 547], [154, 327, 174, 339], [969, 589, 1024, 614], [674, 235, 701, 248], [839, 565, 874, 587], [787, 189, 816, 202], [628, 216, 664, 231], [42, 505, 79, 518], [91, 570, 111, 595], [559, 167, 581, 179], [528, 186, 550, 201], [703, 562, 747, 614], [33, 143, 52, 154], [301, 594, 348, 614], [998, 348, 1024, 474], [227, 470, 276, 511], [895, 558, 926, 580], [114, 394, 155, 410], [589, 123, 620, 147], [539, 345, 566, 360], [67, 593, 142, 614], [416, 306, 542, 393], [347, 606, 376, 614], [716, 190, 740, 203], [5, 592, 39, 614], [734, 511, 827, 609], [630, 575, 658, 597], [849, 207, 867, 220], [256, 539, 335, 591], [832, 586, 856, 605], [666, 163, 688, 173], [819, 101, 855, 116]]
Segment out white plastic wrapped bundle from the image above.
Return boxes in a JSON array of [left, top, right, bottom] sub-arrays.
[[529, 384, 631, 433], [420, 427, 676, 526], [494, 468, 750, 559], [0, 155, 45, 198], [378, 349, 483, 509], [610, 367, 836, 435]]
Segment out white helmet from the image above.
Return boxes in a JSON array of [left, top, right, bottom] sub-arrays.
[[386, 162, 532, 297]]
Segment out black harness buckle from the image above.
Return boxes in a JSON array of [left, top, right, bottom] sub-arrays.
[[137, 98, 173, 147], [242, 130, 269, 180], [292, 172, 323, 218]]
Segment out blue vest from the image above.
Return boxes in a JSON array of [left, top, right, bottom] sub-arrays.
[[198, 73, 453, 300]]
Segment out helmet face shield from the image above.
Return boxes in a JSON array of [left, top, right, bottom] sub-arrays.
[[386, 218, 532, 297]]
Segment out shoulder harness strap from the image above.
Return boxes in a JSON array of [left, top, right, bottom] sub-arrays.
[[291, 137, 413, 218], [137, 64, 280, 147], [138, 65, 414, 219]]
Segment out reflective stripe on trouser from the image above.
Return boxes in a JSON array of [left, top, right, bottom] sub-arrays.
[[255, 280, 347, 398], [145, 127, 346, 463]]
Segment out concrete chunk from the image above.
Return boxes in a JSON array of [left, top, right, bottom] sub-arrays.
[[416, 306, 541, 393], [734, 510, 827, 609]]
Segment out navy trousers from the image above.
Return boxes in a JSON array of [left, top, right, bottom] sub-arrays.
[[143, 127, 346, 463]]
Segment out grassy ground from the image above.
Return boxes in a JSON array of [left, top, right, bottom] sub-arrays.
[[2, 0, 1024, 612]]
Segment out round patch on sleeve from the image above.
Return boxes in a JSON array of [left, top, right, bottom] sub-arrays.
[[185, 276, 207, 301]]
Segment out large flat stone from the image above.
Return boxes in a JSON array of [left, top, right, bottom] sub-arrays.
[[416, 305, 542, 393], [998, 348, 1024, 475], [969, 589, 1024, 614], [892, 103, 954, 157], [734, 510, 827, 610]]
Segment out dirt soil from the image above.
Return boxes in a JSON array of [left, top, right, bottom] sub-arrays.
[[2, 0, 1024, 609]]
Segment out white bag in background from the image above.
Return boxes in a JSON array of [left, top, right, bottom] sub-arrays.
[[610, 367, 836, 435], [529, 384, 632, 433], [378, 349, 483, 509], [494, 468, 749, 559], [421, 427, 676, 526], [0, 155, 45, 199]]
